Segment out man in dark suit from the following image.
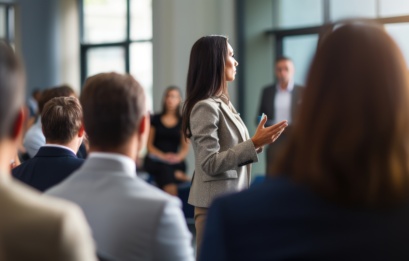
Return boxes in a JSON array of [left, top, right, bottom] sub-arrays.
[[13, 96, 85, 192], [257, 56, 303, 173]]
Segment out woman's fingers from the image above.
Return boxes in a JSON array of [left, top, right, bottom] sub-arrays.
[[257, 114, 267, 130], [266, 120, 288, 134]]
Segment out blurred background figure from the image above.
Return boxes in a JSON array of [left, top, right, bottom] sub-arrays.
[[144, 86, 190, 196], [201, 21, 409, 261], [27, 88, 42, 118], [257, 56, 303, 173]]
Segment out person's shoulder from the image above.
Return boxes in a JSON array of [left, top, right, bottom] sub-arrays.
[[262, 84, 276, 91], [129, 177, 182, 205], [150, 113, 162, 126], [196, 97, 220, 107], [0, 180, 96, 260], [190, 98, 220, 117], [1, 178, 87, 230], [212, 176, 304, 211], [11, 160, 31, 177]]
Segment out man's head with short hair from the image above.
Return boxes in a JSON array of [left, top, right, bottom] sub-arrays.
[[275, 56, 294, 87], [0, 41, 24, 141], [41, 97, 83, 145], [38, 85, 76, 114], [80, 72, 147, 156]]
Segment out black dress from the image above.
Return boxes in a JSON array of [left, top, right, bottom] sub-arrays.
[[144, 114, 186, 188]]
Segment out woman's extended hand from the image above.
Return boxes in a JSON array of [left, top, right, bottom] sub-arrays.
[[251, 115, 288, 149]]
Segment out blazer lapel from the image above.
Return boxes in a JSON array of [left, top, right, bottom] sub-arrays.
[[212, 97, 247, 142]]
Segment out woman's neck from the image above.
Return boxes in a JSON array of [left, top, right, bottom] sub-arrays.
[[164, 109, 177, 117]]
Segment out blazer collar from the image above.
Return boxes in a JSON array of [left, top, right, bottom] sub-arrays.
[[35, 146, 77, 158], [211, 97, 248, 142]]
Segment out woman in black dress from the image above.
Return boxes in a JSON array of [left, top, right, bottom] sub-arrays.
[[144, 86, 190, 196]]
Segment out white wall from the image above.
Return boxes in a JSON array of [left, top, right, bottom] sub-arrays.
[[152, 0, 237, 175]]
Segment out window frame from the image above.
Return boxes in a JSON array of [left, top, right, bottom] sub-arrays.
[[265, 0, 409, 58], [79, 0, 152, 84], [0, 3, 15, 44]]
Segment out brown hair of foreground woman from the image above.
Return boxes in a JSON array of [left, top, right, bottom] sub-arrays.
[[271, 21, 409, 207]]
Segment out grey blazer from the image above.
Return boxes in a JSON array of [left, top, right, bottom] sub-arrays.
[[188, 97, 259, 208], [46, 156, 194, 261]]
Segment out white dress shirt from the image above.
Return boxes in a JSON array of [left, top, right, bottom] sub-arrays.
[[23, 117, 45, 158], [42, 144, 77, 155], [46, 152, 194, 261], [274, 81, 294, 124]]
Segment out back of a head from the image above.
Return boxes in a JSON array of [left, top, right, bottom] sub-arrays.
[[182, 35, 228, 138], [80, 72, 146, 149], [273, 21, 409, 207], [38, 85, 76, 114], [41, 97, 82, 144], [0, 41, 24, 140]]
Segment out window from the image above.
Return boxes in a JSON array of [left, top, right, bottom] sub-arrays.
[[385, 23, 409, 67], [266, 0, 409, 85], [274, 0, 323, 29], [0, 4, 15, 46], [80, 0, 153, 109], [283, 35, 319, 84]]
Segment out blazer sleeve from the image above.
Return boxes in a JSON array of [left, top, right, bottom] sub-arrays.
[[190, 100, 258, 177]]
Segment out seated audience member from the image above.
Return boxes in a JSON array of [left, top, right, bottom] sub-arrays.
[[24, 85, 76, 158], [27, 88, 41, 117], [0, 41, 96, 260], [200, 22, 409, 261], [47, 73, 194, 261], [13, 97, 85, 192], [144, 86, 190, 196]]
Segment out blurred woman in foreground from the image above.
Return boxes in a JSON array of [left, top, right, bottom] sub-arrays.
[[201, 21, 409, 261]]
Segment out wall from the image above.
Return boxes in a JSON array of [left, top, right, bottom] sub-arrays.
[[17, 0, 60, 94], [13, 0, 80, 97]]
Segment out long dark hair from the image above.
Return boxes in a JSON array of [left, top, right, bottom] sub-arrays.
[[182, 35, 228, 138], [161, 86, 182, 118], [272, 21, 409, 207]]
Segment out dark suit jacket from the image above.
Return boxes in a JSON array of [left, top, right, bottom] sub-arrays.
[[257, 83, 304, 126], [200, 176, 409, 261], [12, 146, 84, 192]]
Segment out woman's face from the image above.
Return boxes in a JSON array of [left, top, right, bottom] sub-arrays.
[[165, 89, 181, 111], [224, 42, 238, 82]]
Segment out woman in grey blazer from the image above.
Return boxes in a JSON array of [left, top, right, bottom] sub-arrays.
[[182, 35, 288, 257]]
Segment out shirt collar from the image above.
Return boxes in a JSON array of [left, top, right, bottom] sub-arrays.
[[276, 81, 294, 92], [43, 144, 77, 155], [88, 152, 136, 178]]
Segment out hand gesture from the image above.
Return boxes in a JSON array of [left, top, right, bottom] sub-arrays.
[[251, 115, 288, 149]]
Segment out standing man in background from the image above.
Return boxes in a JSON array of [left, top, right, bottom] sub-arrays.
[[257, 57, 304, 173]]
